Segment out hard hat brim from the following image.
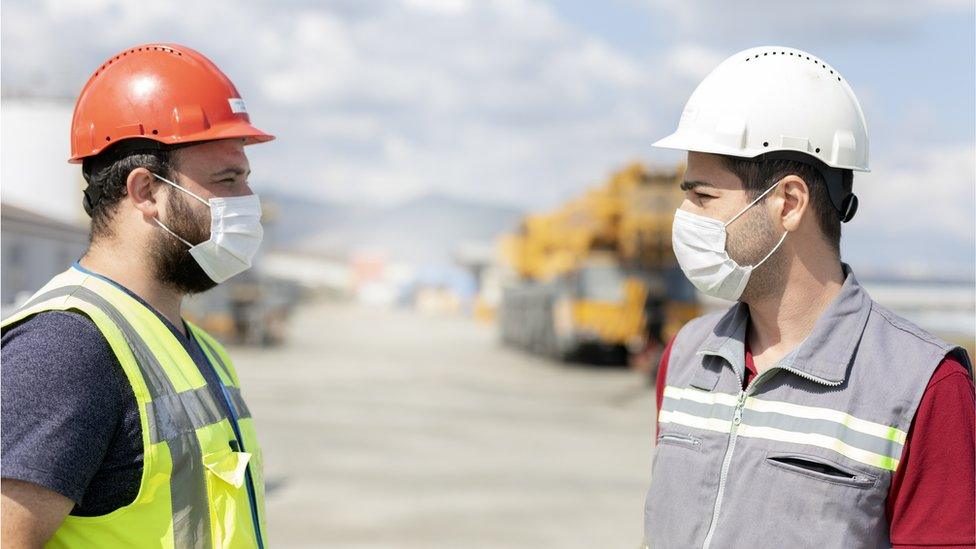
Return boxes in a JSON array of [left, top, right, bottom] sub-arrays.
[[651, 131, 753, 159], [68, 121, 275, 164], [651, 130, 870, 172]]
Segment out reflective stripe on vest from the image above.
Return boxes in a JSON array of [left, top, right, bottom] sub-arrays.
[[643, 268, 968, 549], [2, 271, 265, 548], [17, 284, 215, 545], [658, 385, 906, 471]]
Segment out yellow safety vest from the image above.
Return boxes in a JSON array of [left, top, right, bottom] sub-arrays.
[[1, 266, 268, 548]]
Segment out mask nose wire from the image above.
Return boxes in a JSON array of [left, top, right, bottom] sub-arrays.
[[724, 181, 781, 228]]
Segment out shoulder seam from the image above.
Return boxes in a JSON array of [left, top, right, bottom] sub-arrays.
[[870, 302, 948, 351]]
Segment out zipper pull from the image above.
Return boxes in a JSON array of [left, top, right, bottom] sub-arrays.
[[733, 393, 746, 425]]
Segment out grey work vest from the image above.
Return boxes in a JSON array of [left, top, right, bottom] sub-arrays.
[[643, 265, 971, 548]]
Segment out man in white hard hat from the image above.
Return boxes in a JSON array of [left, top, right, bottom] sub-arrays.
[[642, 46, 974, 548]]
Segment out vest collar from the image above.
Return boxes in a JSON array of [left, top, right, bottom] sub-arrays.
[[71, 262, 194, 343], [696, 263, 872, 386]]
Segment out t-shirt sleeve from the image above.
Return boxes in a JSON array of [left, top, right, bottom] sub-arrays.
[[887, 353, 976, 548], [1, 311, 126, 505], [655, 335, 676, 439]]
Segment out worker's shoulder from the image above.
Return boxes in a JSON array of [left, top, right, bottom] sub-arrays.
[[1, 310, 122, 396], [2, 309, 107, 347], [866, 299, 961, 356], [7, 309, 117, 367]]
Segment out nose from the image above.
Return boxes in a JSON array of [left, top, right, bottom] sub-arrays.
[[678, 197, 700, 214]]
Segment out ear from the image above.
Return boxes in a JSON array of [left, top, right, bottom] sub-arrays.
[[775, 174, 809, 232], [126, 168, 163, 220]]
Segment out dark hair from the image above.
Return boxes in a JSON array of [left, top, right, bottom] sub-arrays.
[[719, 156, 848, 253], [81, 140, 177, 241]]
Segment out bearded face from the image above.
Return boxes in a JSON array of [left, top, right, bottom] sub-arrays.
[[725, 193, 787, 303], [150, 183, 217, 295]]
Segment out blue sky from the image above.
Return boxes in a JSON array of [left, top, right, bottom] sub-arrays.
[[558, 1, 975, 146], [1, 0, 973, 275]]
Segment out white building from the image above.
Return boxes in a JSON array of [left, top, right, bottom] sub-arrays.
[[1, 98, 91, 316], [1, 203, 88, 315]]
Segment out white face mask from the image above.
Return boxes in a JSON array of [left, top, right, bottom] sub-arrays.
[[671, 182, 787, 301], [150, 172, 264, 284]]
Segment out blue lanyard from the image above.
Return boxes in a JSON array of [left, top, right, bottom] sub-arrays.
[[196, 342, 266, 549]]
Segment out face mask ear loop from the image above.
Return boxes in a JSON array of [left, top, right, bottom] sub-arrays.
[[150, 172, 211, 207], [724, 181, 781, 228], [752, 230, 788, 269], [153, 217, 194, 248]]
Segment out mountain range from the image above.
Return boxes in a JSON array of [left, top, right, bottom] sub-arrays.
[[262, 191, 524, 265]]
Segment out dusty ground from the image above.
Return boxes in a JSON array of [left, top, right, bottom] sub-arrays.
[[231, 301, 656, 549]]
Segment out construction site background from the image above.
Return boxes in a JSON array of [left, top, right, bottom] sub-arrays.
[[2, 2, 974, 546]]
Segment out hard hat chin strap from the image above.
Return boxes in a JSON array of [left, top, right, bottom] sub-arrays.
[[749, 150, 858, 223]]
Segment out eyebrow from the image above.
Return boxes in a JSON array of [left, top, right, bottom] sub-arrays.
[[211, 167, 251, 179], [680, 180, 716, 192]]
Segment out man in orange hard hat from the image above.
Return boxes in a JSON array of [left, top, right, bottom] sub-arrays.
[[1, 44, 273, 548]]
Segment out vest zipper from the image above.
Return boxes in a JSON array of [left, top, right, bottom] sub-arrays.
[[700, 366, 778, 549], [777, 365, 844, 388]]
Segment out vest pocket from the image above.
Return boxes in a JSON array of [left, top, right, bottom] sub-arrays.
[[764, 452, 877, 489], [656, 432, 703, 452], [203, 447, 255, 545]]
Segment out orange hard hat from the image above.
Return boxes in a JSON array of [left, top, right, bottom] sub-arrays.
[[69, 43, 274, 163]]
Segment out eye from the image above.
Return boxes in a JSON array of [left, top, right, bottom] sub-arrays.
[[695, 191, 715, 201]]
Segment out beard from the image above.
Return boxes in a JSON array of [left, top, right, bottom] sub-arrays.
[[725, 201, 787, 303], [150, 187, 218, 295]]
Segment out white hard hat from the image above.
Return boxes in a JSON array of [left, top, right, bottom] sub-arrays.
[[654, 46, 869, 172]]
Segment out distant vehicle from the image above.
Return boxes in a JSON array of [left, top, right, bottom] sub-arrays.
[[498, 164, 700, 371]]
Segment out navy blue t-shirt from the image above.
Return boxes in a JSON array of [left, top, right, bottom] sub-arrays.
[[1, 266, 233, 516]]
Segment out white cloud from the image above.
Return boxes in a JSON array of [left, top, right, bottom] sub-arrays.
[[6, 0, 686, 210], [663, 44, 724, 82], [635, 0, 974, 44], [403, 0, 472, 14], [854, 144, 976, 241], [1, 0, 970, 272]]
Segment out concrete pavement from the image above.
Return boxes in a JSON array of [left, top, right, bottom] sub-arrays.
[[231, 301, 657, 548]]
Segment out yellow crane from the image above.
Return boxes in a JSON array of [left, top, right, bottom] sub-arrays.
[[498, 163, 699, 368]]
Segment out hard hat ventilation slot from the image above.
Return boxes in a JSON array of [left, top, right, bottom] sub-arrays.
[[93, 46, 182, 77], [745, 49, 843, 82]]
